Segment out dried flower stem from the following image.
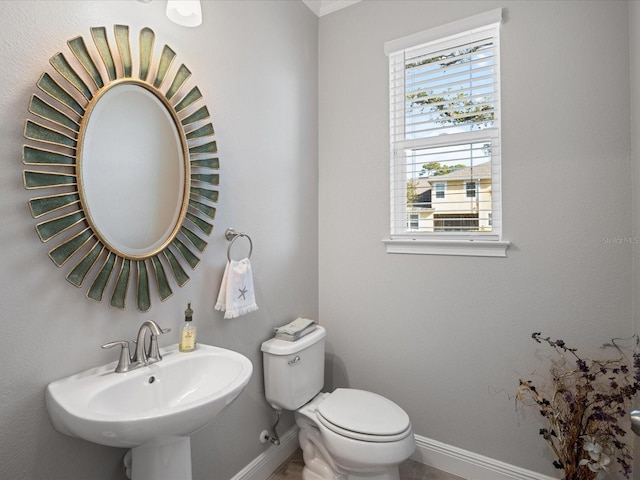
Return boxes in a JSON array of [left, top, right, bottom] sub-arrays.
[[517, 333, 640, 480]]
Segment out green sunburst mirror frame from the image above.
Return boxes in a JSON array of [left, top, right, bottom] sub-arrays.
[[22, 26, 219, 312]]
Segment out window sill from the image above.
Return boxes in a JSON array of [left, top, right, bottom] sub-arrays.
[[382, 238, 510, 257]]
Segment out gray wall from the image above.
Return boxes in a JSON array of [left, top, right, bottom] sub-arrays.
[[0, 1, 317, 479], [632, 0, 640, 329], [1, 0, 638, 479], [631, 1, 640, 473], [318, 1, 633, 477]]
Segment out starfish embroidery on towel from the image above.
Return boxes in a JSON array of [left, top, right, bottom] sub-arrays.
[[238, 286, 248, 300]]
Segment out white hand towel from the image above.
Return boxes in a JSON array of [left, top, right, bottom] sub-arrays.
[[215, 258, 258, 319]]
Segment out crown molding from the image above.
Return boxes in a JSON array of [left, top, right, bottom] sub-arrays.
[[301, 0, 361, 17]]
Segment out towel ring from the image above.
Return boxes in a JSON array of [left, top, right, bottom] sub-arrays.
[[225, 228, 253, 261]]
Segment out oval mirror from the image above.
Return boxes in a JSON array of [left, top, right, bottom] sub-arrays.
[[22, 26, 220, 312], [80, 82, 187, 258]]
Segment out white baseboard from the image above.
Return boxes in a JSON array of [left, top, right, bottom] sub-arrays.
[[411, 434, 556, 480], [231, 428, 555, 480], [230, 426, 300, 480]]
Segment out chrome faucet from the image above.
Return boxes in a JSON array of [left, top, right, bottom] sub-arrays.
[[102, 320, 170, 373], [133, 320, 166, 365]]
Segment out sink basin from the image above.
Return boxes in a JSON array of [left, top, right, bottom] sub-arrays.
[[46, 343, 253, 479]]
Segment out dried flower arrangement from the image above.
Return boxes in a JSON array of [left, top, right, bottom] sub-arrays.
[[517, 332, 640, 480]]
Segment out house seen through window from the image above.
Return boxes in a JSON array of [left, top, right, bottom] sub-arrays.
[[385, 9, 507, 256]]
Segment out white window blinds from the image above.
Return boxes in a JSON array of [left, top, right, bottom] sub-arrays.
[[387, 11, 503, 243]]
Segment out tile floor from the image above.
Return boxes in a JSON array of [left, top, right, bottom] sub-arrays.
[[267, 449, 466, 480]]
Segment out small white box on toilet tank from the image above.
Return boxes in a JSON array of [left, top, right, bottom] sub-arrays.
[[261, 326, 326, 411]]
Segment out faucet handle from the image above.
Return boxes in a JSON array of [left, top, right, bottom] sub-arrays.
[[102, 341, 132, 373], [147, 327, 171, 363]]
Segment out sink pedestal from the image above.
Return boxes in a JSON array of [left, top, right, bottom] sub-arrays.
[[131, 436, 192, 480]]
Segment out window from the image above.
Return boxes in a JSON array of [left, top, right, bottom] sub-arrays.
[[409, 214, 419, 230], [465, 181, 477, 198], [383, 9, 509, 257], [435, 213, 479, 232]]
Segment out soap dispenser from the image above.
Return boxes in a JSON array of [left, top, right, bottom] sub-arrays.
[[179, 302, 196, 352]]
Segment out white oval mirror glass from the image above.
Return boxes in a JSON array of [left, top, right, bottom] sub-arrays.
[[80, 82, 186, 258]]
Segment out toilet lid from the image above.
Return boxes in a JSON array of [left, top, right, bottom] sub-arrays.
[[316, 388, 410, 437]]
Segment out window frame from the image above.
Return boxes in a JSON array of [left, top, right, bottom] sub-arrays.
[[383, 8, 509, 257], [408, 214, 419, 230], [465, 181, 478, 198]]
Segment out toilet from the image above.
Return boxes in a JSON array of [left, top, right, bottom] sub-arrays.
[[261, 325, 415, 480]]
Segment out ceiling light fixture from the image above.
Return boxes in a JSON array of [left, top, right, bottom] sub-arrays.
[[166, 0, 202, 27]]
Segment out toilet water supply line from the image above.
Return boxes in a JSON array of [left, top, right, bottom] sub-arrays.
[[260, 408, 282, 446]]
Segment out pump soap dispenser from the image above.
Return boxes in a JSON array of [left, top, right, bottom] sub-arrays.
[[179, 302, 196, 352]]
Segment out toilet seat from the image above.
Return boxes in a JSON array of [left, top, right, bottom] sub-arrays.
[[315, 388, 412, 443]]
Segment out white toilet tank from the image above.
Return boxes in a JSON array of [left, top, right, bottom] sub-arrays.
[[261, 325, 326, 410]]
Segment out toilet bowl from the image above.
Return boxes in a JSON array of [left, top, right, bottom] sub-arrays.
[[296, 390, 415, 479], [261, 326, 415, 480]]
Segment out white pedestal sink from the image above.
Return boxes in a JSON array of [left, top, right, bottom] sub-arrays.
[[46, 343, 253, 480]]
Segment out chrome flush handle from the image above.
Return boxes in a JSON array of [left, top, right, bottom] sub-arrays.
[[288, 356, 301, 365]]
